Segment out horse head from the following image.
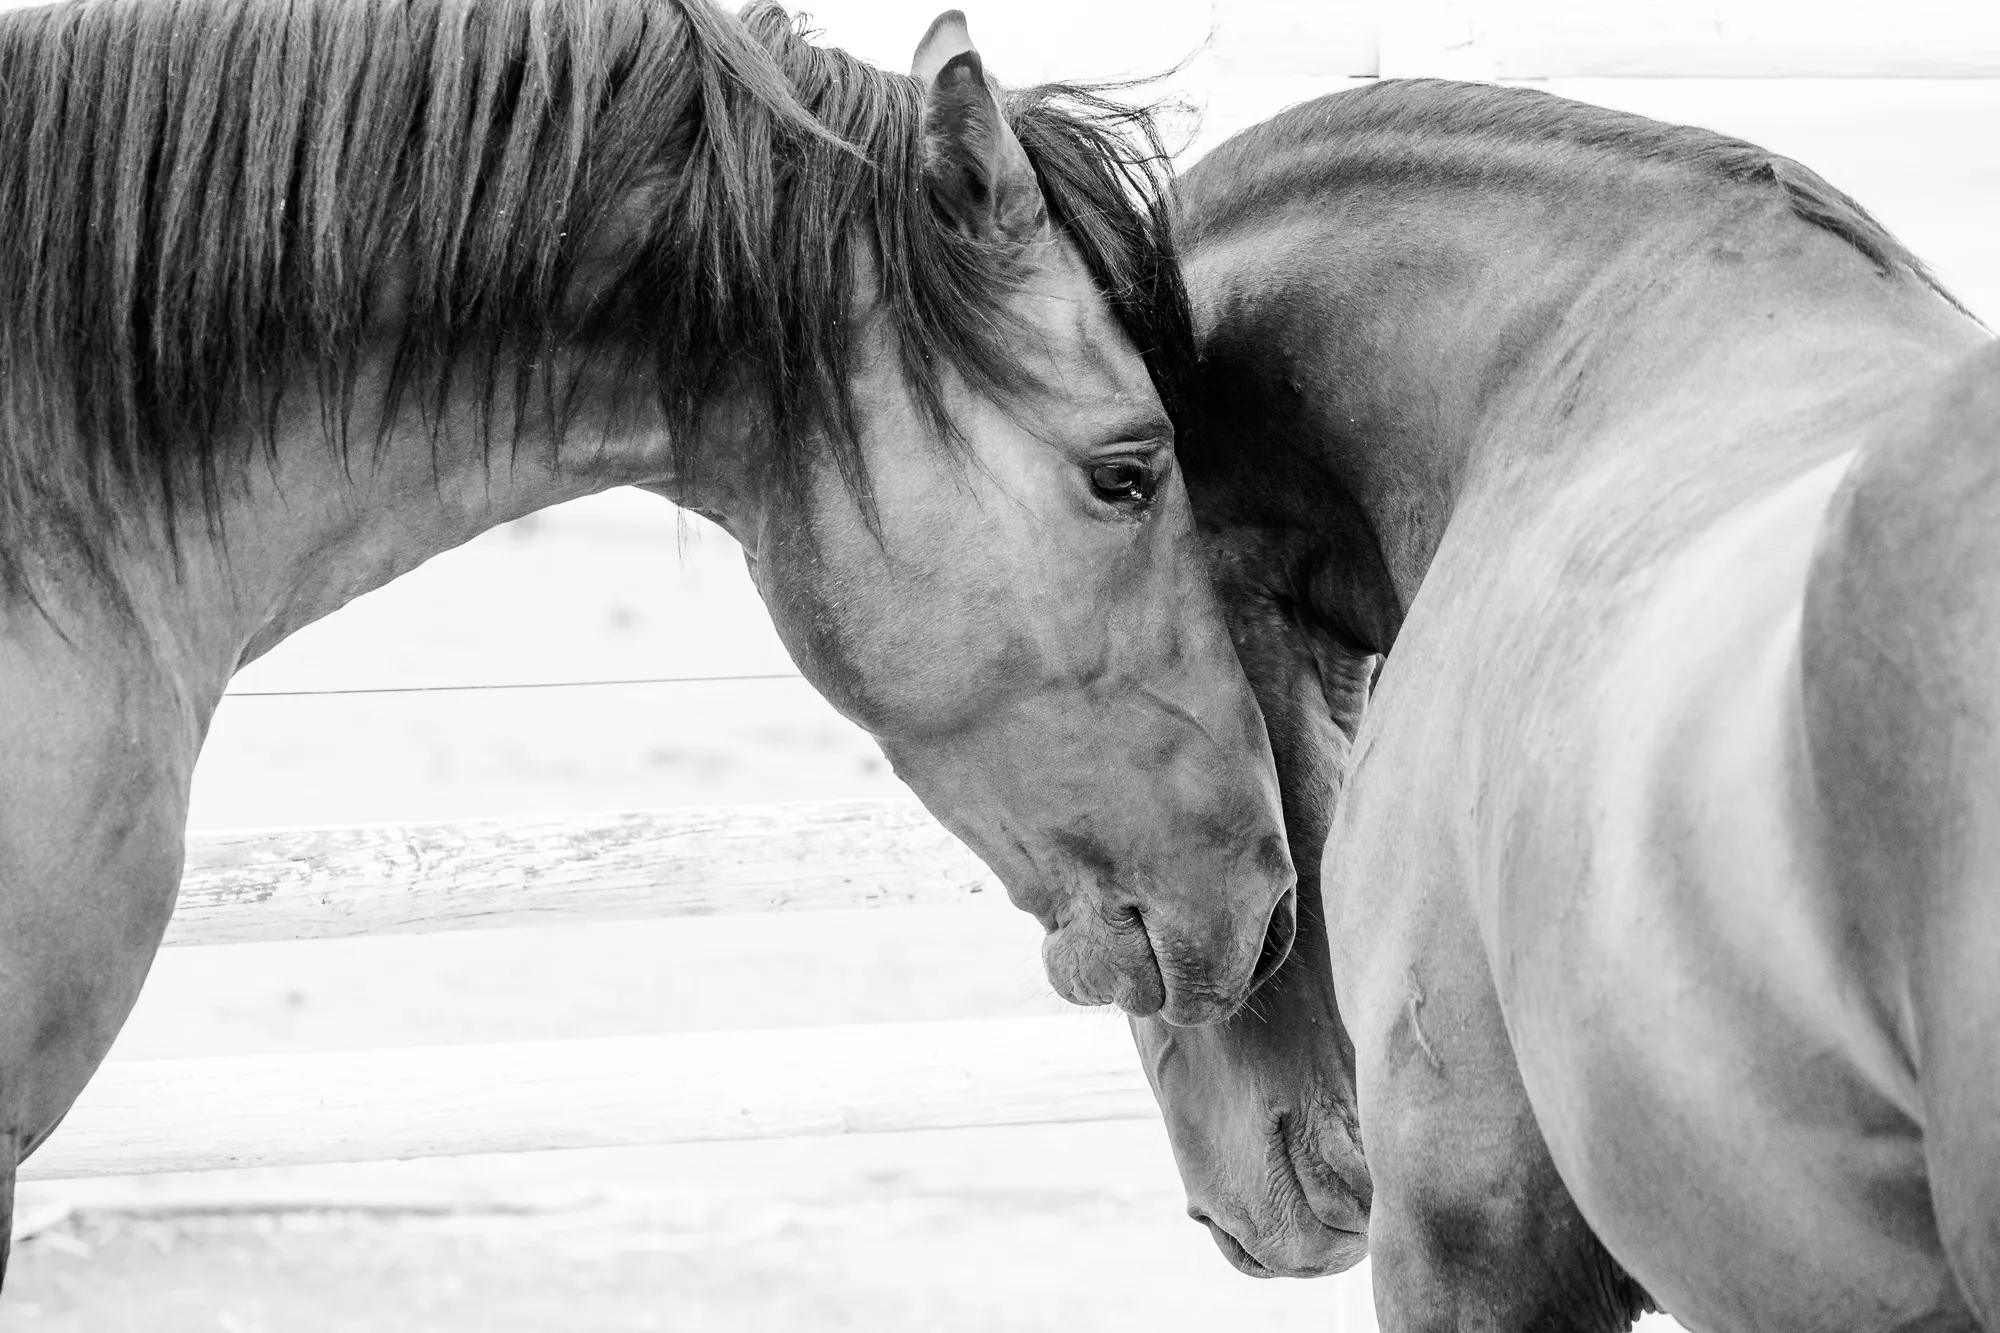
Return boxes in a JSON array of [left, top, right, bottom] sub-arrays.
[[1128, 517, 1378, 1276], [0, 4, 1308, 1233], [660, 9, 1298, 1026]]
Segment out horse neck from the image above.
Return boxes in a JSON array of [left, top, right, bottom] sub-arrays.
[[1186, 176, 1979, 651], [38, 346, 697, 727]]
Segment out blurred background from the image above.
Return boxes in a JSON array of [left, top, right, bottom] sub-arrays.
[[4, 0, 1997, 1328]]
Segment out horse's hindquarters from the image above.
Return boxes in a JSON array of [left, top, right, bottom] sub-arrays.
[[1804, 341, 2000, 1326], [1508, 454, 1972, 1332]]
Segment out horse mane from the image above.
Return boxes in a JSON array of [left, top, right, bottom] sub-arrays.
[[1183, 79, 1966, 317], [1011, 80, 1194, 420], [0, 0, 1188, 587]]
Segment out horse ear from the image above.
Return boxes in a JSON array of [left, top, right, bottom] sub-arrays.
[[910, 11, 1045, 244]]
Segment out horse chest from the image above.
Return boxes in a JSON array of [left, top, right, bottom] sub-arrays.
[[0, 628, 197, 1147]]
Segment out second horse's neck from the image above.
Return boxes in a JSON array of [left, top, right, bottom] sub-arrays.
[[1185, 175, 1981, 653]]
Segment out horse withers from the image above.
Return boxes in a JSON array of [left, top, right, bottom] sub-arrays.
[[0, 0, 1297, 1275], [1138, 82, 1999, 1331]]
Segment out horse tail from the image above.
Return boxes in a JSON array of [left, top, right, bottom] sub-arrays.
[[1800, 336, 2000, 1321]]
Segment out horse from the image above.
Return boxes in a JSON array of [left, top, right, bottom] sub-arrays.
[[1131, 79, 1998, 1330], [0, 0, 1303, 1277]]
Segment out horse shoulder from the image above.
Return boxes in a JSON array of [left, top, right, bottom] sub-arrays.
[[1322, 561, 1651, 1331], [0, 608, 195, 1166]]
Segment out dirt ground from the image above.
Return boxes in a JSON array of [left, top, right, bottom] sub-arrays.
[[8, 1127, 1380, 1333], [2, 59, 1995, 1333]]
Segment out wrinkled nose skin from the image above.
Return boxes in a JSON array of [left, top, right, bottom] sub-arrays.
[[1035, 835, 1298, 1026]]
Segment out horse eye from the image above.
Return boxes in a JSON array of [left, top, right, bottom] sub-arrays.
[[1090, 458, 1155, 506]]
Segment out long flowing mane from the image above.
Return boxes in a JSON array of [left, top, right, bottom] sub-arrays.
[[1185, 79, 1966, 316], [0, 0, 1189, 587]]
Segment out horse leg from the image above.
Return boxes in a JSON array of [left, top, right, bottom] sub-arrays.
[[0, 750, 194, 1291], [0, 870, 180, 1293], [1802, 341, 2000, 1326], [0, 1132, 15, 1289], [0, 900, 177, 1293], [1355, 929, 1649, 1332]]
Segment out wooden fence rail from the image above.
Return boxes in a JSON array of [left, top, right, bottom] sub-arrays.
[[25, 1016, 1150, 1181], [26, 798, 1136, 1182], [170, 799, 1000, 948]]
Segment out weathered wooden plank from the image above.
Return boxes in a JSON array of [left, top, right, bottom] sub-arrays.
[[21, 1016, 1154, 1180], [1213, 0, 2000, 79], [1208, 0, 1384, 78], [1491, 0, 2000, 78], [1492, 40, 2000, 78], [168, 799, 1001, 947]]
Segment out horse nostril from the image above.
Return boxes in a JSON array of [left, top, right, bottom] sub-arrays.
[[1247, 886, 1297, 996]]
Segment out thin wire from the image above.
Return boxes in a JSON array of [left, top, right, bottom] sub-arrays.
[[223, 671, 805, 699]]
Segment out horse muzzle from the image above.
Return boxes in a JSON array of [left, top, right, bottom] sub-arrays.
[[1186, 1107, 1372, 1278], [1040, 884, 1297, 1025], [1193, 1209, 1368, 1279]]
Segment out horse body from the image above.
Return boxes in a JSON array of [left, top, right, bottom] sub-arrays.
[[0, 0, 1300, 1276], [1509, 451, 1955, 1327], [1349, 357, 1983, 1329], [1148, 81, 1998, 1329]]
